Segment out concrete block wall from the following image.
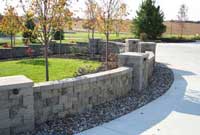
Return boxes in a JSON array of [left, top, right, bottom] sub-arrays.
[[0, 76, 34, 135], [125, 39, 157, 66], [125, 39, 140, 52], [125, 39, 156, 54], [0, 43, 89, 59], [118, 52, 149, 92], [138, 42, 156, 54], [50, 43, 88, 55], [33, 67, 132, 124], [89, 39, 126, 55], [0, 67, 132, 134], [146, 51, 155, 79]]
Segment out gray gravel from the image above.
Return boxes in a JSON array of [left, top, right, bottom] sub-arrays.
[[24, 63, 174, 135]]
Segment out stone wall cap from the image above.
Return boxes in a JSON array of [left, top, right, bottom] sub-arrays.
[[0, 75, 33, 90], [125, 39, 140, 41], [34, 67, 132, 89], [108, 41, 125, 46], [146, 51, 155, 59], [119, 52, 149, 58], [139, 42, 156, 45]]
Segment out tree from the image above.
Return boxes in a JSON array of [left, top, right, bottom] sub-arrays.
[[84, 0, 98, 39], [23, 12, 37, 45], [0, 6, 23, 47], [82, 20, 92, 39], [97, 0, 122, 68], [53, 29, 64, 40], [113, 3, 128, 37], [132, 0, 166, 40], [20, 0, 72, 81], [177, 4, 188, 38]]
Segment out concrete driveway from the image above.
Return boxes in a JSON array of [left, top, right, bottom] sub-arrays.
[[77, 43, 200, 135]]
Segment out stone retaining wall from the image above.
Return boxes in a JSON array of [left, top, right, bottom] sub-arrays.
[[0, 67, 132, 134], [89, 39, 126, 55], [33, 67, 132, 124], [0, 39, 157, 135], [0, 42, 88, 59], [0, 76, 34, 135]]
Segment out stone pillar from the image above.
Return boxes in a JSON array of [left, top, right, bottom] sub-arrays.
[[138, 42, 156, 65], [125, 39, 140, 52], [89, 38, 102, 55], [138, 42, 156, 54], [118, 52, 149, 92], [0, 76, 34, 135]]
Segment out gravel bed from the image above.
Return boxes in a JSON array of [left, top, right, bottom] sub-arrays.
[[24, 63, 174, 135]]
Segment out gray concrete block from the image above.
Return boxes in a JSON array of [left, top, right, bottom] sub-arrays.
[[125, 39, 140, 52]]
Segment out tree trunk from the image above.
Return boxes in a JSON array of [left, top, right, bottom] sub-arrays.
[[181, 25, 183, 38], [88, 29, 90, 39], [14, 35, 16, 47], [105, 32, 109, 70], [170, 22, 173, 36], [116, 31, 119, 37], [92, 28, 95, 39], [59, 30, 62, 56], [10, 34, 13, 48], [44, 0, 49, 81], [10, 34, 14, 58], [44, 41, 49, 81]]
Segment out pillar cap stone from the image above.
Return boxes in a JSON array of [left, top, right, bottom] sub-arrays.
[[139, 42, 156, 45], [0, 75, 33, 91], [125, 39, 140, 41], [119, 52, 149, 58]]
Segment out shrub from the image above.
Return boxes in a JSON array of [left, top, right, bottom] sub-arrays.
[[23, 18, 37, 43], [53, 30, 64, 40], [74, 65, 98, 76]]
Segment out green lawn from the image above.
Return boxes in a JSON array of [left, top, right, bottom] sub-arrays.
[[0, 32, 134, 47], [0, 38, 24, 46], [63, 32, 134, 43], [0, 58, 101, 82]]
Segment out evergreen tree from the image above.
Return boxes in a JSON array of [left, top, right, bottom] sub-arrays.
[[23, 16, 37, 43], [53, 29, 64, 40], [132, 0, 166, 39]]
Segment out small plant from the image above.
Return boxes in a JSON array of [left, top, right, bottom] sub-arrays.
[[3, 43, 10, 48], [101, 52, 118, 70], [26, 47, 35, 57], [69, 40, 76, 43], [140, 33, 148, 41], [74, 65, 98, 76], [107, 53, 118, 69], [23, 38, 30, 46]]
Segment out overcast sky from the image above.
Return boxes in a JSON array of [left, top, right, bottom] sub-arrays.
[[0, 0, 199, 21]]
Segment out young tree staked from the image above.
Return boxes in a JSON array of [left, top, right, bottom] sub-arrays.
[[0, 6, 23, 47], [177, 4, 188, 38], [133, 0, 166, 40], [21, 0, 72, 81], [113, 3, 128, 37], [97, 0, 122, 69], [84, 0, 98, 39]]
